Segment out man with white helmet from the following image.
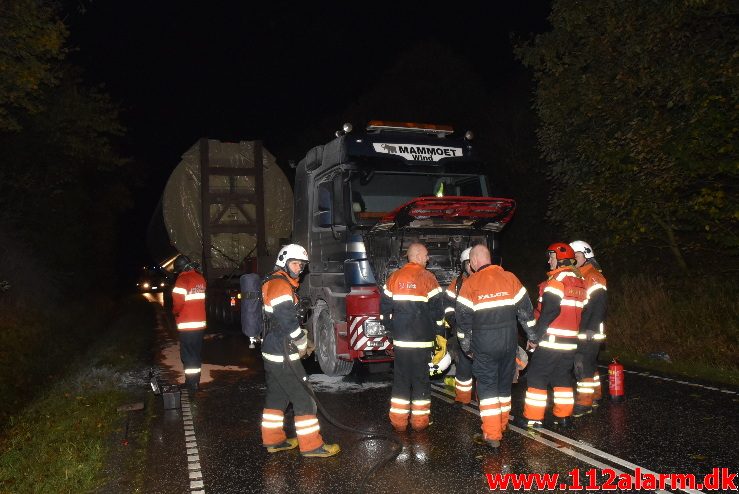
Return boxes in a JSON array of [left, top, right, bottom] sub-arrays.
[[570, 240, 608, 417], [442, 246, 475, 405], [260, 244, 340, 458]]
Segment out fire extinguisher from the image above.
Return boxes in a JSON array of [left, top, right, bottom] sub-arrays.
[[608, 358, 625, 402]]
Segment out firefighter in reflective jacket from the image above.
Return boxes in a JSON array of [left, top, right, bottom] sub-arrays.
[[381, 243, 444, 432], [456, 245, 537, 449], [444, 247, 474, 404], [171, 255, 207, 392], [260, 244, 340, 458], [570, 240, 608, 416], [517, 243, 586, 429]]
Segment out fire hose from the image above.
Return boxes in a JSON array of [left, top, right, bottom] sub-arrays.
[[282, 337, 403, 494]]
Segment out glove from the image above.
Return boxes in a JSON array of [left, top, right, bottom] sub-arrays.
[[526, 340, 538, 352], [294, 333, 308, 357], [585, 330, 596, 342], [382, 319, 394, 339], [573, 353, 585, 380]]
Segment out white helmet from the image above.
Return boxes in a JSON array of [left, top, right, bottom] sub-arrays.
[[275, 243, 309, 268], [569, 240, 595, 259], [429, 351, 452, 377], [460, 247, 472, 263]]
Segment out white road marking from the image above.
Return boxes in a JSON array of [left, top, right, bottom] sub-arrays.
[[598, 365, 736, 395], [431, 383, 705, 494], [180, 390, 206, 493]]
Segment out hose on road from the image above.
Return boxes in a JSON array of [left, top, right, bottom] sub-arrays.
[[282, 338, 403, 494]]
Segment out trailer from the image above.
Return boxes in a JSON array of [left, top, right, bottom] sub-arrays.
[[150, 139, 292, 327]]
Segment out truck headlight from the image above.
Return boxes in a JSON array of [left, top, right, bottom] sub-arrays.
[[363, 320, 385, 337]]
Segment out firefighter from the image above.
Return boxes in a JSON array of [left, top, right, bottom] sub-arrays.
[[570, 240, 608, 417], [171, 255, 207, 392], [516, 243, 586, 429], [260, 244, 340, 458], [381, 242, 444, 432], [456, 245, 537, 449], [443, 247, 475, 405]]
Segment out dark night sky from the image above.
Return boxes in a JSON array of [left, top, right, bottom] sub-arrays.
[[64, 1, 551, 270]]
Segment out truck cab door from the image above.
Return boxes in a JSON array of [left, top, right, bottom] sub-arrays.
[[312, 175, 348, 292]]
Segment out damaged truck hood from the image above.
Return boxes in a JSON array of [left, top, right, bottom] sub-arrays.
[[368, 196, 516, 234]]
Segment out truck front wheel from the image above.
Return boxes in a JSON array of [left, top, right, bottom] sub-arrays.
[[315, 306, 353, 377]]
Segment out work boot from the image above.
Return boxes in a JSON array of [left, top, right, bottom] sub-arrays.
[[411, 417, 433, 432], [301, 443, 341, 458], [551, 416, 573, 429], [265, 437, 298, 453], [572, 405, 592, 418], [473, 433, 500, 449], [513, 416, 543, 429]]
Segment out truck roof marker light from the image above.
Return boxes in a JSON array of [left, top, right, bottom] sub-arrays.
[[335, 122, 354, 137], [366, 120, 454, 136]]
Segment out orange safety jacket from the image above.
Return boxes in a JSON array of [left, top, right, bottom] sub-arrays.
[[534, 267, 586, 351], [456, 264, 537, 343], [444, 273, 468, 339], [380, 262, 444, 348], [172, 270, 207, 331], [261, 269, 304, 362], [579, 263, 607, 340]]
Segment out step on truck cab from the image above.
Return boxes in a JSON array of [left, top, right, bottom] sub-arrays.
[[292, 121, 516, 376]]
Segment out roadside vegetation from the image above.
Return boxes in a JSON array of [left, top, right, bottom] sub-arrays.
[[511, 0, 738, 385], [0, 297, 155, 493], [604, 274, 739, 386]]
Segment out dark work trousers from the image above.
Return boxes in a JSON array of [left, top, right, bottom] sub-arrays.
[[179, 329, 204, 390], [263, 359, 317, 416], [576, 340, 601, 378], [451, 336, 473, 382], [471, 327, 517, 402], [392, 347, 432, 402], [526, 346, 576, 391]]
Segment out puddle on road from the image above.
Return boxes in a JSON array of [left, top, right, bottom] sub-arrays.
[[158, 340, 249, 385], [307, 374, 391, 393]]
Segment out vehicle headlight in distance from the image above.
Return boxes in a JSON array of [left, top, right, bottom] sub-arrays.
[[142, 282, 150, 289], [363, 319, 385, 337]]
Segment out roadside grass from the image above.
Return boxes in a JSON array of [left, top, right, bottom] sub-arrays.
[[0, 296, 156, 494], [600, 348, 739, 387], [604, 274, 738, 386], [0, 297, 114, 426]]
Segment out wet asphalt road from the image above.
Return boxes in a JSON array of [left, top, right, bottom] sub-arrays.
[[143, 310, 738, 494]]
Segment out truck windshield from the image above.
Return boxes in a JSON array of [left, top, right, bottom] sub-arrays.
[[348, 170, 488, 222]]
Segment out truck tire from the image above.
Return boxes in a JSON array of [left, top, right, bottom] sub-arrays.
[[314, 305, 353, 377]]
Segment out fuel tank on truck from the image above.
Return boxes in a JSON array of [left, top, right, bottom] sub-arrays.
[[158, 140, 293, 271]]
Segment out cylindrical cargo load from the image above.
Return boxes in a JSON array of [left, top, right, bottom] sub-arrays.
[[162, 140, 293, 270]]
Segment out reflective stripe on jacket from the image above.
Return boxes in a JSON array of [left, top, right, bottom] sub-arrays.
[[534, 267, 586, 350], [579, 263, 607, 339], [261, 269, 304, 359], [380, 262, 444, 345], [444, 274, 467, 338], [456, 264, 536, 342], [172, 270, 207, 331]]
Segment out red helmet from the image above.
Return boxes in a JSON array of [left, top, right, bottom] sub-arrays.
[[547, 242, 575, 260]]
